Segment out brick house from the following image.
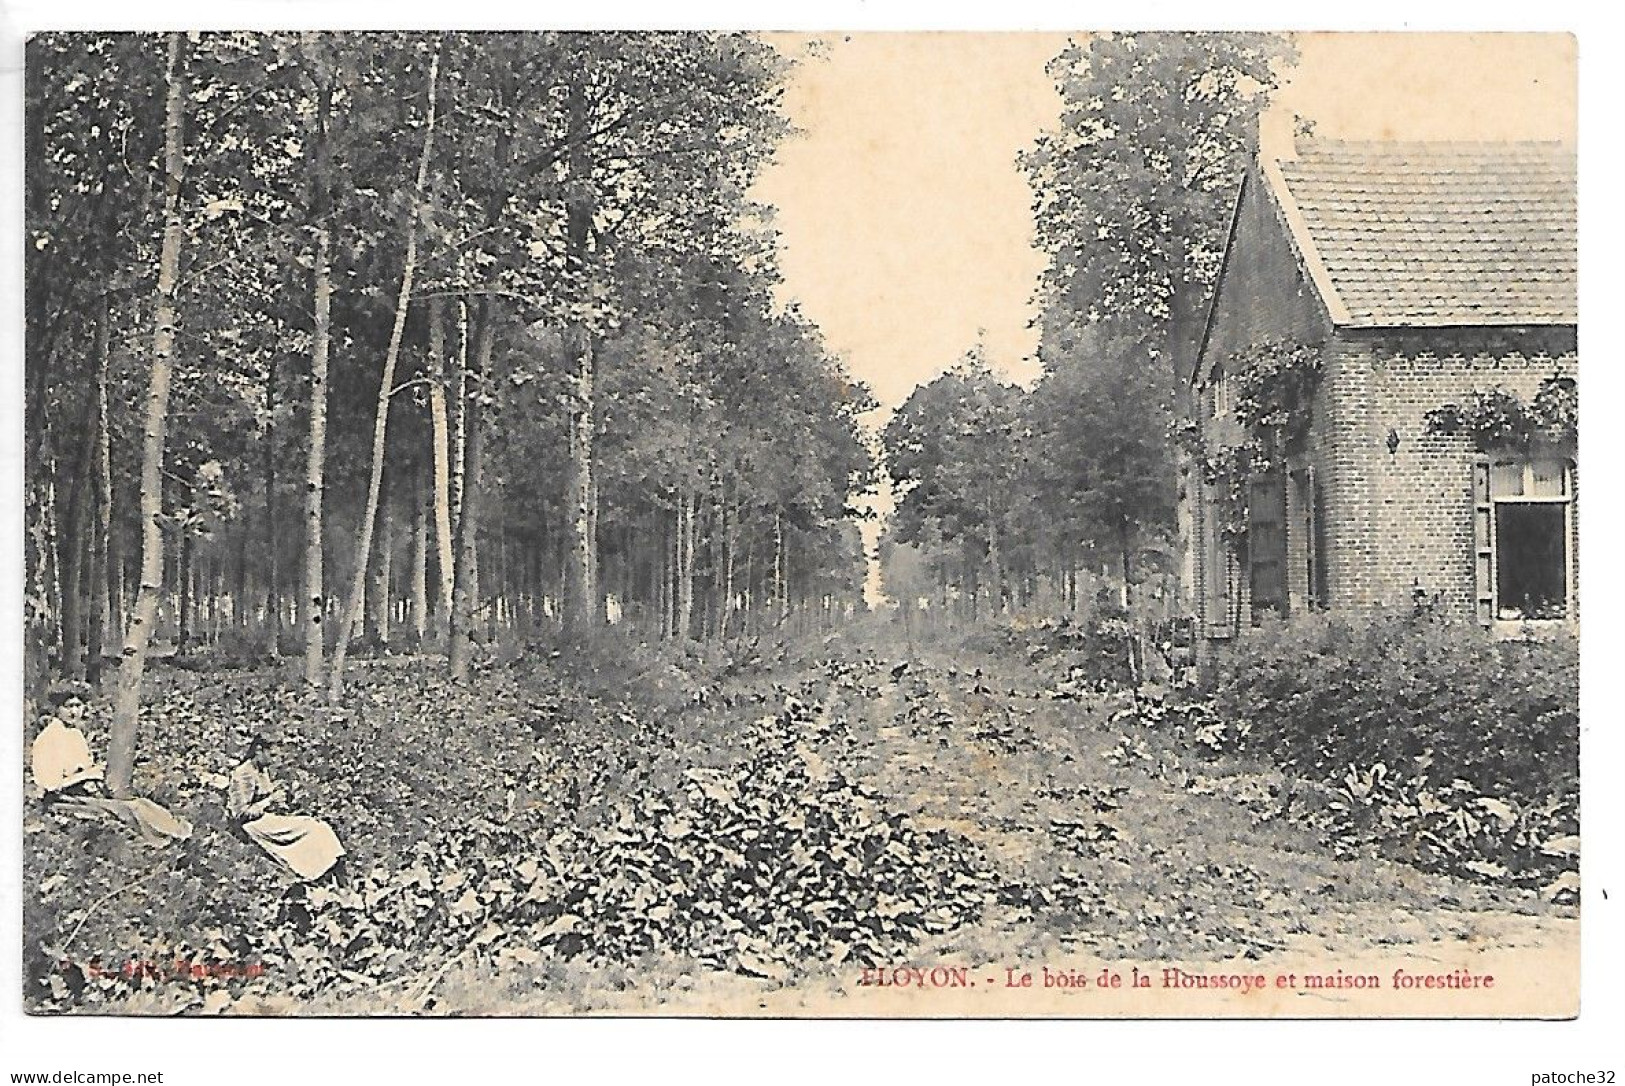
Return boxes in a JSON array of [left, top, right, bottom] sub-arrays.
[[1185, 140, 1577, 645]]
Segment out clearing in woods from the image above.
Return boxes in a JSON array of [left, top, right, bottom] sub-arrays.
[[24, 620, 1571, 1015]]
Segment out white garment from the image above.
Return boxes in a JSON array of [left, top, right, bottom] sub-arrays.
[[227, 759, 344, 880], [243, 815, 345, 880], [57, 795, 193, 844], [30, 717, 103, 793]]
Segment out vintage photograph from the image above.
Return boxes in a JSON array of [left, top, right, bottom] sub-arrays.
[[19, 30, 1579, 1017]]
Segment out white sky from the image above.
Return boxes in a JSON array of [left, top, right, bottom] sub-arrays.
[[751, 32, 1578, 417]]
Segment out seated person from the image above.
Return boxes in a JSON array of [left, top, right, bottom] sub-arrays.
[[30, 703, 104, 801], [30, 700, 191, 844], [226, 732, 345, 883]]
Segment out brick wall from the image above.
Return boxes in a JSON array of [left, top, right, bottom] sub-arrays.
[[1312, 325, 1578, 620]]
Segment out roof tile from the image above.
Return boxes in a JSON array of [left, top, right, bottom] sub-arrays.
[[1269, 141, 1576, 327]]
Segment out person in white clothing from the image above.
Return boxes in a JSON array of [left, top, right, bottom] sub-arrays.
[[30, 699, 103, 799], [226, 732, 345, 883]]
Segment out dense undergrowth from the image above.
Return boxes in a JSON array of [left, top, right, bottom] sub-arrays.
[[25, 609, 1578, 1015], [974, 606, 1580, 901], [24, 631, 999, 1014], [1200, 611, 1578, 897]]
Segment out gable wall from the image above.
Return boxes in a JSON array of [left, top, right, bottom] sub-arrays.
[[1200, 169, 1333, 369], [1191, 168, 1332, 637]]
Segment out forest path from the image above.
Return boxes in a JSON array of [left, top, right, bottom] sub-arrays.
[[544, 628, 1576, 1017], [769, 629, 1577, 997]]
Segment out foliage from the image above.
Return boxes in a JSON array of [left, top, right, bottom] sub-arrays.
[[1024, 32, 1299, 342], [880, 327, 1182, 614], [1424, 376, 1578, 452], [1227, 338, 1324, 442], [882, 346, 1025, 606], [1006, 31, 1298, 602], [25, 31, 875, 708], [1196, 338, 1323, 539], [1026, 322, 1179, 566], [963, 609, 1137, 694], [1195, 609, 1578, 893], [1193, 437, 1264, 542]]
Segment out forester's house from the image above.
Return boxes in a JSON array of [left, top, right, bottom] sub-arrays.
[[1186, 140, 1577, 646]]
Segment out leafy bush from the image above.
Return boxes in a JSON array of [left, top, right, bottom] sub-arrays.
[[964, 607, 1135, 693], [1424, 376, 1578, 451], [1199, 609, 1577, 892]]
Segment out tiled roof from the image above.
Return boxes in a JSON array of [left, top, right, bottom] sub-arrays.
[[1263, 140, 1576, 327]]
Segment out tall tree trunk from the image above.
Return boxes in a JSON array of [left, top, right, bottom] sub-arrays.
[[302, 72, 334, 688], [772, 508, 786, 625], [235, 528, 249, 633], [109, 526, 125, 653], [426, 296, 455, 635], [86, 302, 113, 687], [38, 475, 60, 674], [741, 538, 755, 640], [661, 509, 674, 640], [563, 328, 597, 631], [177, 530, 193, 652], [449, 298, 492, 681], [107, 32, 185, 797], [57, 508, 83, 678], [719, 485, 737, 641], [491, 515, 507, 640], [262, 354, 281, 653], [368, 495, 393, 648], [1119, 534, 1132, 610], [451, 301, 468, 542], [674, 491, 695, 641], [213, 552, 227, 643], [58, 409, 99, 682], [986, 503, 1004, 618], [411, 477, 429, 645], [53, 322, 108, 682], [561, 71, 599, 633], [329, 51, 439, 700], [1120, 525, 1141, 683], [587, 455, 599, 618], [705, 484, 723, 640], [699, 496, 714, 641]]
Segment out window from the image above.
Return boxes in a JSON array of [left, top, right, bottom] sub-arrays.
[[1248, 470, 1287, 620], [1488, 457, 1572, 622], [1210, 366, 1231, 419]]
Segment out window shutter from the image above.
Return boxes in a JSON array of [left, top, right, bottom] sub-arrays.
[[1249, 469, 1287, 619], [1472, 456, 1493, 626], [1204, 483, 1234, 637], [1291, 466, 1320, 610], [1309, 465, 1328, 609]]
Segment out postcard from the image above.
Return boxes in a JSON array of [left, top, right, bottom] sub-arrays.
[[18, 29, 1581, 1021]]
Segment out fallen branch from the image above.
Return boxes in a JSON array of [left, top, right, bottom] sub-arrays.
[[407, 926, 507, 1012], [61, 875, 154, 955]]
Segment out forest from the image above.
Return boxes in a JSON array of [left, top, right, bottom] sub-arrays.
[[22, 32, 1576, 1017], [25, 32, 875, 786]]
